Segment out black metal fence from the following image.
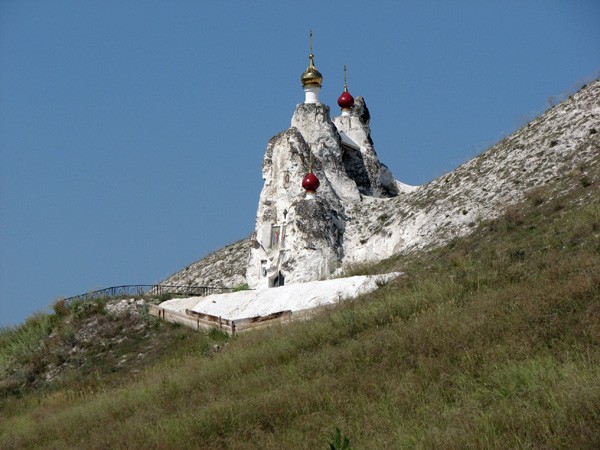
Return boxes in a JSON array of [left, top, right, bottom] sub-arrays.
[[63, 284, 234, 305]]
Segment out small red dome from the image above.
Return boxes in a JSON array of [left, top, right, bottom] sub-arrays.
[[302, 172, 320, 192], [337, 90, 354, 109]]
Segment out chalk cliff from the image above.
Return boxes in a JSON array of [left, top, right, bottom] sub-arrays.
[[162, 79, 599, 289], [246, 98, 399, 288]]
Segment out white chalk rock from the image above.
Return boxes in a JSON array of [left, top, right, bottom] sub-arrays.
[[246, 100, 400, 288]]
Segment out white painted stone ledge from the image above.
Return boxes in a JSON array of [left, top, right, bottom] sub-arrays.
[[158, 272, 401, 322]]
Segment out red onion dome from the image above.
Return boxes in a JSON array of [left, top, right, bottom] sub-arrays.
[[302, 172, 320, 192], [337, 89, 354, 109]]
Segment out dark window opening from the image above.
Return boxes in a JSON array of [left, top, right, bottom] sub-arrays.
[[271, 271, 285, 287]]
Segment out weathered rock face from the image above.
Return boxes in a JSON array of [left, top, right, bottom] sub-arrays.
[[247, 107, 339, 288], [246, 100, 399, 288], [290, 103, 361, 203], [161, 237, 252, 288], [343, 78, 600, 265], [280, 196, 345, 281], [163, 79, 599, 292], [333, 97, 399, 198]]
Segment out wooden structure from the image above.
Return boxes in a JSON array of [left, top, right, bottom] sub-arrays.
[[149, 303, 329, 335]]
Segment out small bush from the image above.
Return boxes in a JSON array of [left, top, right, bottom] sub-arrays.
[[155, 292, 177, 303], [526, 187, 548, 207], [52, 299, 69, 318], [503, 205, 525, 227], [329, 428, 351, 450], [71, 298, 107, 320], [233, 283, 250, 292]]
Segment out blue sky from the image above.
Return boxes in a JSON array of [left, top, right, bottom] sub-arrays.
[[1, 1, 599, 327]]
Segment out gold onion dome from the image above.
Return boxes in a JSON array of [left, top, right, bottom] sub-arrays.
[[301, 53, 323, 88]]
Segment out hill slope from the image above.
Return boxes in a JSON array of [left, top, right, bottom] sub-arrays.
[[343, 78, 600, 263], [160, 234, 253, 288], [0, 126, 598, 448], [164, 78, 600, 286]]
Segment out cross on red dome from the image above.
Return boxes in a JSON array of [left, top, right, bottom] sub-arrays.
[[338, 64, 355, 111]]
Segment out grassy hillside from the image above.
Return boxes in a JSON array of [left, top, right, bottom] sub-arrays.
[[1, 158, 599, 448]]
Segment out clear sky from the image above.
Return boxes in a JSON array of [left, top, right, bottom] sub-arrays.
[[1, 0, 599, 327]]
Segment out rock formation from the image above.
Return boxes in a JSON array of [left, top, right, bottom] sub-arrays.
[[161, 52, 599, 292], [332, 97, 399, 198], [161, 237, 252, 289], [245, 83, 402, 289], [342, 78, 600, 265]]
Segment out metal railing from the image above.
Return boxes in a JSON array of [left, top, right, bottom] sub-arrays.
[[63, 284, 234, 305]]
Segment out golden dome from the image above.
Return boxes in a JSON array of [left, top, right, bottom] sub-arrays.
[[301, 53, 323, 88]]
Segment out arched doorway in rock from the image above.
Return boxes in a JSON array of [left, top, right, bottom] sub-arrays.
[[271, 271, 285, 287]]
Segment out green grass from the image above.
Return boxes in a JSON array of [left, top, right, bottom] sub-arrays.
[[0, 313, 53, 378], [0, 296, 217, 403], [0, 172, 599, 448]]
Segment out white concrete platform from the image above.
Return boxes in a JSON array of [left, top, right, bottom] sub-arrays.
[[152, 273, 400, 333]]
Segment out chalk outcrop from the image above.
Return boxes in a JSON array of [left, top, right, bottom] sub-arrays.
[[162, 79, 599, 292], [161, 237, 252, 289], [332, 97, 399, 198], [246, 99, 399, 288], [342, 78, 600, 265]]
